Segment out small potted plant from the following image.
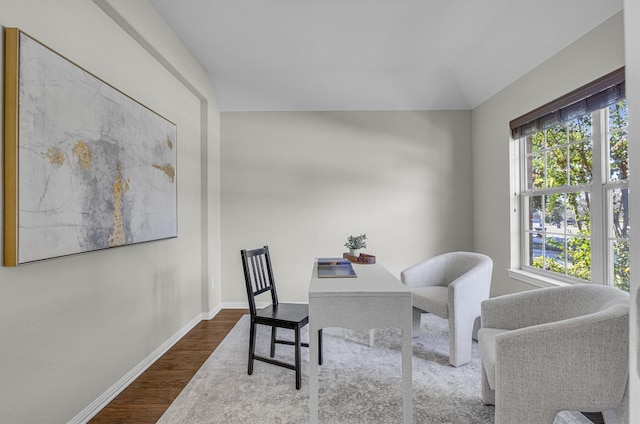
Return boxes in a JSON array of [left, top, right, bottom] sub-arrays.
[[345, 233, 367, 257]]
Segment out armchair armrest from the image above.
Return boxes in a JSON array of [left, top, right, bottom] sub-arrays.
[[401, 255, 447, 288], [449, 263, 492, 313], [495, 308, 628, 412]]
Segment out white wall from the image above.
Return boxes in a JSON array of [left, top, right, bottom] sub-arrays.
[[472, 11, 625, 296], [624, 1, 640, 422], [221, 111, 473, 303], [98, 0, 225, 315], [0, 1, 220, 422]]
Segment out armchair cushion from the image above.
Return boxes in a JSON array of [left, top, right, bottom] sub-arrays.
[[412, 286, 448, 318]]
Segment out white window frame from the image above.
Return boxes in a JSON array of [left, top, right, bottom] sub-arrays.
[[513, 104, 628, 287]]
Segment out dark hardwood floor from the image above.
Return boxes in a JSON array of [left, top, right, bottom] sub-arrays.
[[88, 309, 247, 424], [88, 308, 604, 424]]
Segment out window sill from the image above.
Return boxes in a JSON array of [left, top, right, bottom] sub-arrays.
[[507, 269, 574, 289]]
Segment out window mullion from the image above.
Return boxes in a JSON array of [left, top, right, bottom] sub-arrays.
[[590, 109, 606, 285]]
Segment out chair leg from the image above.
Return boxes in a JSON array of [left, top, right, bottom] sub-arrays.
[[295, 326, 301, 390], [481, 363, 494, 405], [412, 307, 422, 337], [270, 326, 277, 358], [448, 315, 473, 367], [472, 315, 482, 341], [248, 321, 257, 375], [318, 329, 323, 366], [495, 393, 558, 424]]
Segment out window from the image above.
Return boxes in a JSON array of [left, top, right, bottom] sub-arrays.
[[511, 68, 629, 291]]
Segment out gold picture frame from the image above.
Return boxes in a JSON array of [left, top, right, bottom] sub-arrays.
[[4, 28, 19, 266]]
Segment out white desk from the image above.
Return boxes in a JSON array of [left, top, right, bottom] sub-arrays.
[[308, 261, 412, 424]]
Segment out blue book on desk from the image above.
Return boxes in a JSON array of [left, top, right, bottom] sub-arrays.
[[317, 257, 357, 278]]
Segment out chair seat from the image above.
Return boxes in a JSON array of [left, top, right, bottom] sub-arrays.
[[477, 327, 509, 389], [255, 303, 310, 327], [412, 286, 449, 318]]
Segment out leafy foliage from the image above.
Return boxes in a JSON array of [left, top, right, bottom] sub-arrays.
[[345, 233, 367, 249]]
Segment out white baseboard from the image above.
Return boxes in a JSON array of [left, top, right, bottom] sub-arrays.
[[202, 303, 225, 320], [219, 301, 251, 309], [215, 301, 269, 310], [68, 313, 203, 424]]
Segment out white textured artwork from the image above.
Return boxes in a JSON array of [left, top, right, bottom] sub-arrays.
[[16, 32, 177, 264]]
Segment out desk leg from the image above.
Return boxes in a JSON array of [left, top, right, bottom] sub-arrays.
[[309, 321, 319, 424], [402, 320, 413, 424]]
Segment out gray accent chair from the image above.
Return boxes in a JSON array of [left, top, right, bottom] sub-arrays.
[[478, 284, 629, 424], [402, 251, 493, 367]]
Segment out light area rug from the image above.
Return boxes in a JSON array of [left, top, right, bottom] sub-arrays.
[[158, 314, 594, 424]]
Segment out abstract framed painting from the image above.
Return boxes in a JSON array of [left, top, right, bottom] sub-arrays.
[[3, 28, 177, 266]]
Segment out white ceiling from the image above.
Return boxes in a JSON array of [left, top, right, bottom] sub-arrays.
[[149, 0, 622, 112]]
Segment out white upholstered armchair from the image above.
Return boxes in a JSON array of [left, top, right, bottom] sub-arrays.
[[402, 251, 493, 367], [478, 284, 629, 424]]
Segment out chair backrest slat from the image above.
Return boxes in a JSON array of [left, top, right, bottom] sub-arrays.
[[241, 246, 279, 315], [253, 254, 269, 292]]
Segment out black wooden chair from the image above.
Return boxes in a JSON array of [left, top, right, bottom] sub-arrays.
[[240, 246, 322, 389]]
